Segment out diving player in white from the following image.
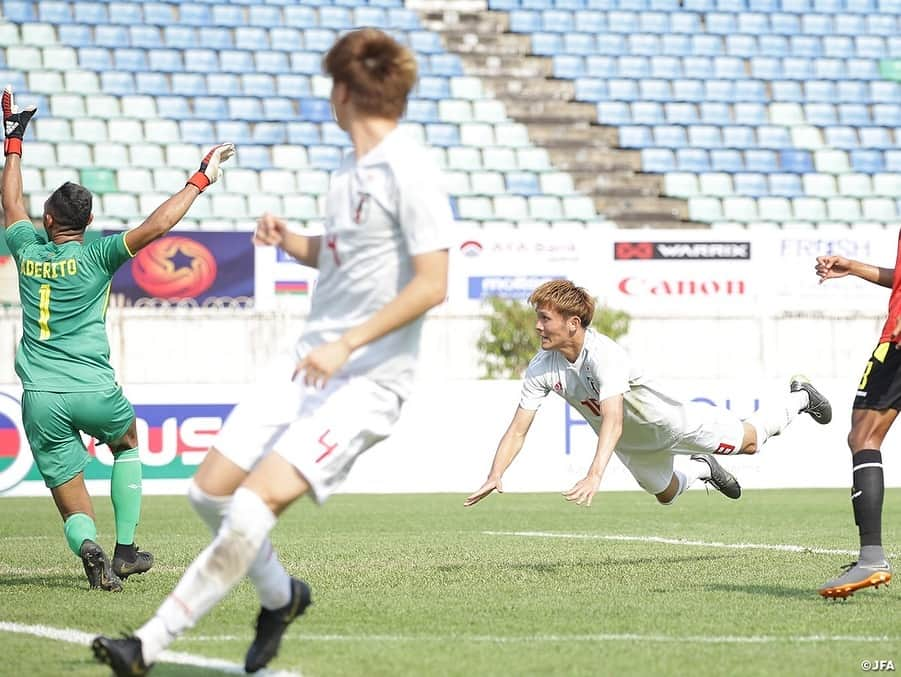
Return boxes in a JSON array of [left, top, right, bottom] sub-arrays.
[[465, 279, 832, 509], [94, 29, 452, 676]]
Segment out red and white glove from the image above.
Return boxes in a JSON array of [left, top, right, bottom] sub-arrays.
[[2, 85, 37, 157], [187, 143, 235, 192]]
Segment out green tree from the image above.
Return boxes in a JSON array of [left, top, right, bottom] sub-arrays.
[[477, 296, 630, 379]]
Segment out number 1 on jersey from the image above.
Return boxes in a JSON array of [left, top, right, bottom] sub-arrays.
[[38, 284, 51, 339]]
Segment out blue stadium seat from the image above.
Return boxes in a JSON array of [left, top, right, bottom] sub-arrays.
[[733, 103, 767, 126], [430, 54, 464, 76], [836, 80, 868, 103], [664, 103, 698, 124], [254, 52, 290, 76], [554, 56, 585, 79], [640, 79, 671, 101], [710, 149, 744, 172], [107, 1, 142, 25], [238, 145, 273, 170], [585, 56, 615, 76], [608, 79, 639, 101], [199, 27, 233, 49], [79, 48, 113, 72], [102, 71, 137, 96], [760, 127, 794, 149], [156, 96, 191, 118], [206, 73, 239, 97], [59, 25, 93, 47], [837, 104, 870, 126], [850, 150, 884, 173], [723, 126, 755, 148], [726, 35, 758, 57], [859, 127, 893, 149], [180, 5, 211, 26], [575, 78, 608, 101], [216, 120, 251, 142], [416, 77, 451, 100], [290, 53, 321, 76], [769, 173, 803, 197], [172, 73, 207, 96], [321, 122, 349, 147], [771, 80, 804, 102], [618, 125, 653, 147], [387, 7, 420, 30], [654, 124, 687, 147], [888, 151, 901, 173], [406, 100, 439, 124], [640, 10, 669, 32], [846, 59, 879, 81], [264, 98, 296, 121], [276, 75, 310, 99], [3, 1, 36, 22], [410, 31, 444, 55], [353, 7, 388, 28], [162, 26, 197, 49], [249, 5, 284, 27], [779, 149, 814, 172], [235, 27, 269, 51], [39, 0, 73, 23], [211, 5, 244, 27], [641, 148, 677, 172], [734, 80, 767, 102], [149, 49, 183, 73], [564, 33, 597, 55], [805, 103, 837, 126], [506, 172, 541, 195], [194, 96, 228, 120], [252, 123, 287, 145], [242, 74, 277, 97], [866, 15, 896, 36], [135, 72, 169, 95], [650, 56, 682, 79], [744, 149, 779, 173], [734, 173, 768, 197], [74, 2, 108, 24], [759, 35, 790, 56], [676, 148, 710, 172], [805, 80, 836, 102], [180, 120, 217, 145], [308, 146, 342, 171], [299, 99, 332, 124], [229, 97, 263, 120], [699, 102, 731, 124], [681, 56, 710, 80], [95, 25, 129, 48], [704, 80, 734, 102], [689, 125, 723, 148], [661, 34, 692, 56], [426, 124, 461, 147], [672, 79, 705, 102], [629, 33, 661, 56], [220, 51, 255, 74], [608, 10, 640, 33], [598, 101, 631, 125], [692, 35, 724, 56], [630, 101, 660, 125], [855, 36, 886, 59], [115, 48, 149, 72], [824, 126, 859, 149], [574, 10, 606, 32], [541, 9, 574, 32], [870, 81, 900, 103], [270, 28, 303, 52], [287, 122, 320, 145], [670, 11, 701, 33], [143, 3, 177, 25], [791, 36, 822, 57], [304, 29, 338, 53], [617, 56, 650, 79], [706, 12, 737, 34], [873, 104, 901, 127]]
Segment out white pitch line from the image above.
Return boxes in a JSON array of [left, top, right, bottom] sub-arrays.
[[0, 622, 303, 677], [484, 531, 899, 558], [183, 632, 901, 645]]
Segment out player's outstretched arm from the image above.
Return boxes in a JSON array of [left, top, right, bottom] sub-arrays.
[[563, 394, 623, 507], [124, 143, 235, 254], [815, 255, 893, 289], [253, 212, 321, 268], [464, 406, 537, 507], [294, 248, 448, 387], [1, 85, 36, 228]]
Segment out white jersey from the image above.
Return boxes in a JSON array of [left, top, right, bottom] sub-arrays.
[[297, 128, 453, 400], [519, 329, 690, 453]]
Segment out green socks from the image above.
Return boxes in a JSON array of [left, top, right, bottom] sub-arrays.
[[63, 512, 96, 556], [111, 448, 142, 546]]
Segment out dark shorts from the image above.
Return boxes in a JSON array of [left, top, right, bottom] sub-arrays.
[[21, 386, 135, 488], [853, 342, 901, 411]]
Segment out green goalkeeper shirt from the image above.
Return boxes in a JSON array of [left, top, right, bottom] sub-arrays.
[[4, 220, 134, 392]]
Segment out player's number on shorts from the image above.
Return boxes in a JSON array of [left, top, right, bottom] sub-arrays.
[[858, 361, 873, 391], [38, 284, 51, 340], [581, 398, 602, 416]]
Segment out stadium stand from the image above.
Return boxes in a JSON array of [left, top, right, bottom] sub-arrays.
[[0, 0, 899, 230]]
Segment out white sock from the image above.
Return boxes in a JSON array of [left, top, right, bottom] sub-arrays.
[[188, 481, 292, 610], [137, 488, 277, 664], [744, 391, 807, 448]]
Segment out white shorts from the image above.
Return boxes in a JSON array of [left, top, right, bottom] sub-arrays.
[[213, 361, 402, 503], [616, 402, 745, 495]]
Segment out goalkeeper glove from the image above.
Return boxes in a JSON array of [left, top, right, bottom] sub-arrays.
[[187, 143, 236, 192], [2, 85, 37, 157]]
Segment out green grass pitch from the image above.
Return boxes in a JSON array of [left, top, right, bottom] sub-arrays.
[[0, 489, 898, 677]]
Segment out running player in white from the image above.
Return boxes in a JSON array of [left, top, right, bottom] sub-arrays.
[[93, 29, 452, 676], [465, 279, 832, 509]]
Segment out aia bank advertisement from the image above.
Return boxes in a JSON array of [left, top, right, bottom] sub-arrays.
[[106, 232, 254, 306]]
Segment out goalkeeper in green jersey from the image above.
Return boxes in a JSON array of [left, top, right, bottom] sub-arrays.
[[1, 85, 234, 591]]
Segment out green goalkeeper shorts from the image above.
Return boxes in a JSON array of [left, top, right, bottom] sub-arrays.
[[21, 387, 135, 488]]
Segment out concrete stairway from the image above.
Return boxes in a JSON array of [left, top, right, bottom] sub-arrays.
[[415, 4, 705, 228]]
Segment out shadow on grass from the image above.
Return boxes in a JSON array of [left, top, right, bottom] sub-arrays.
[[705, 582, 821, 600], [0, 574, 85, 590], [437, 553, 738, 575]]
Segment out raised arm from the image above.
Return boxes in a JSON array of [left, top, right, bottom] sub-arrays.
[[563, 393, 624, 507], [2, 85, 36, 228], [464, 406, 538, 507], [294, 248, 449, 386], [253, 212, 321, 268], [124, 144, 235, 254], [816, 255, 894, 289]]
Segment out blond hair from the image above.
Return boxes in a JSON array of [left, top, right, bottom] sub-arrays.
[[528, 279, 595, 328], [323, 28, 418, 120]]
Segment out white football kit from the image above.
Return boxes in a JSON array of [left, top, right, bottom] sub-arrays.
[[519, 329, 745, 494], [216, 128, 453, 501]]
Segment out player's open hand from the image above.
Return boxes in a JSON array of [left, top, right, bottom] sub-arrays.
[[815, 255, 852, 284], [464, 476, 503, 506], [563, 474, 601, 507], [293, 338, 352, 388], [253, 212, 287, 247], [3, 84, 37, 156], [187, 143, 235, 192]]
